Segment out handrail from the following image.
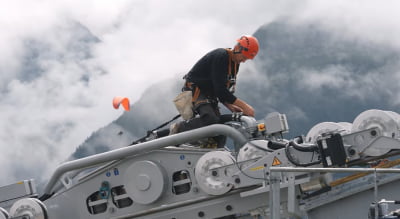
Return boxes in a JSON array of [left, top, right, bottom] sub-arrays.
[[270, 167, 400, 173], [42, 124, 248, 196]]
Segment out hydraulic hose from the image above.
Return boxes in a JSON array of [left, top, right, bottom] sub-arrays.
[[285, 145, 322, 167], [268, 140, 288, 150], [289, 137, 319, 152]]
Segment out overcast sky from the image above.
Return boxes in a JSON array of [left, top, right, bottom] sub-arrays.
[[1, 0, 400, 188]]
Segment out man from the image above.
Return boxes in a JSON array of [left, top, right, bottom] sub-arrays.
[[170, 35, 259, 139]]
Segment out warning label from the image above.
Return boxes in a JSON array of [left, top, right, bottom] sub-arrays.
[[272, 157, 282, 166]]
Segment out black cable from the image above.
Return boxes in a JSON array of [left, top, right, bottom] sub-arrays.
[[289, 137, 319, 152], [285, 145, 321, 167], [233, 156, 268, 180], [39, 192, 54, 201], [130, 114, 181, 145], [268, 140, 288, 150], [151, 114, 181, 132], [247, 141, 274, 152], [231, 141, 274, 181]]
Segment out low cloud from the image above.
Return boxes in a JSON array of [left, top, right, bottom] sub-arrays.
[[0, 0, 276, 186]]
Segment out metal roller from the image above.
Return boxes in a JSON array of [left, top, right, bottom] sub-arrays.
[[195, 151, 235, 195], [9, 198, 48, 219], [123, 160, 167, 204], [0, 207, 9, 219], [352, 109, 400, 139], [237, 140, 270, 168], [338, 122, 353, 132], [384, 110, 400, 128], [306, 122, 352, 143]]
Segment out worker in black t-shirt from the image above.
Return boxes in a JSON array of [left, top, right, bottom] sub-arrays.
[[170, 35, 259, 138]]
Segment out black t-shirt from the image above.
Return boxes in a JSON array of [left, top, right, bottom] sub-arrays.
[[185, 48, 239, 104]]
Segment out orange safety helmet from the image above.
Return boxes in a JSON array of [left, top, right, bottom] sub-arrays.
[[236, 35, 259, 59]]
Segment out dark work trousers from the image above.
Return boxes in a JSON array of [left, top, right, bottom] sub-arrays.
[[176, 93, 227, 148], [178, 99, 220, 132]]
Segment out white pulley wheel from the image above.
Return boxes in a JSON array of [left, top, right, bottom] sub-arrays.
[[352, 109, 400, 156], [195, 151, 235, 195], [0, 207, 9, 219], [352, 109, 400, 138], [9, 198, 48, 219], [306, 122, 350, 143], [237, 140, 270, 168], [338, 122, 353, 133], [384, 111, 400, 127], [124, 160, 166, 204]]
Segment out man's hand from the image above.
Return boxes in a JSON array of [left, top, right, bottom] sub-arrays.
[[224, 98, 255, 117]]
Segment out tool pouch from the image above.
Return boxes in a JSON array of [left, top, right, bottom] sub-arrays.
[[173, 91, 193, 121]]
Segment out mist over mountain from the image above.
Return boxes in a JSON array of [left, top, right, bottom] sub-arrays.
[[71, 80, 180, 159], [0, 19, 105, 185], [71, 18, 400, 159], [246, 19, 400, 137]]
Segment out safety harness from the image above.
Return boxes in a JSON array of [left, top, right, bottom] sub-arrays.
[[184, 48, 239, 105], [225, 48, 238, 93]]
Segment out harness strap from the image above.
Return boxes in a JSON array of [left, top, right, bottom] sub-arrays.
[[185, 82, 201, 102], [224, 48, 238, 90]]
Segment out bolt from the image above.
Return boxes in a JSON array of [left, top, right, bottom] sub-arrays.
[[235, 178, 241, 184], [198, 211, 205, 217]]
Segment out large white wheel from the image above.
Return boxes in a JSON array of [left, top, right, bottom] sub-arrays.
[[195, 151, 235, 195], [352, 109, 400, 138], [9, 198, 47, 219], [351, 109, 400, 156], [237, 140, 270, 169], [0, 207, 9, 219], [306, 122, 351, 143], [123, 160, 167, 204]]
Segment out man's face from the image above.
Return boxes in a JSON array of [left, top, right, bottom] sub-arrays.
[[233, 53, 249, 63]]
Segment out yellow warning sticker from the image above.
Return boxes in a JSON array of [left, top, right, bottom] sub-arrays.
[[272, 157, 282, 166], [250, 166, 265, 171]]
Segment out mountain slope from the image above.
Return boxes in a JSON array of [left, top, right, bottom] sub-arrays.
[[245, 19, 400, 136]]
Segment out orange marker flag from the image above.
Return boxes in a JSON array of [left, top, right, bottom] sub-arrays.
[[113, 96, 130, 111]]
